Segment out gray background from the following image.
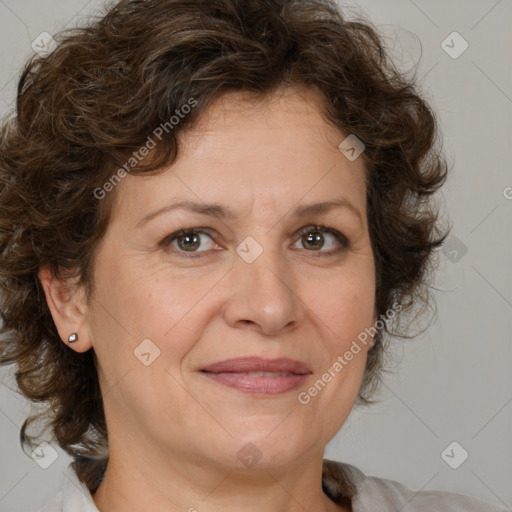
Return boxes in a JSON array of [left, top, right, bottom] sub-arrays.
[[0, 0, 511, 510]]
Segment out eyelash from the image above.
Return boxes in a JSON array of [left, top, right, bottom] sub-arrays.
[[159, 225, 349, 258]]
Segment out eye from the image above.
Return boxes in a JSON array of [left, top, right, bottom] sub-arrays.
[[159, 225, 349, 258], [292, 225, 349, 255], [160, 228, 217, 257]]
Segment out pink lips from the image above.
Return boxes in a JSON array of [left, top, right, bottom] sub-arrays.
[[200, 357, 312, 395]]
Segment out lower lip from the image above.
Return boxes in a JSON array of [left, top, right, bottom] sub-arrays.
[[202, 372, 310, 395]]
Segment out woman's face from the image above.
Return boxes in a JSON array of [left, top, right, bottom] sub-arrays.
[[84, 87, 376, 471]]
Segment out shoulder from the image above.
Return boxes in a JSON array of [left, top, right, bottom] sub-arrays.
[[322, 458, 503, 512], [36, 464, 99, 512], [36, 489, 63, 512], [36, 482, 65, 512], [356, 472, 503, 511]]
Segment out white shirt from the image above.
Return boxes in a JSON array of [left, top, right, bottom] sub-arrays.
[[38, 459, 502, 511]]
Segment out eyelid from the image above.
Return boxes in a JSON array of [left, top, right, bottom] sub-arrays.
[[159, 227, 219, 254], [160, 224, 349, 257], [295, 225, 349, 248]]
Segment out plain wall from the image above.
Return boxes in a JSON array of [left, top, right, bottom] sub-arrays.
[[0, 0, 511, 510]]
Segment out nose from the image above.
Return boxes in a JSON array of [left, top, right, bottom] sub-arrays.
[[222, 245, 304, 336]]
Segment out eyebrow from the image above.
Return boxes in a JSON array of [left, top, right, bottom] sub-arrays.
[[136, 198, 363, 228]]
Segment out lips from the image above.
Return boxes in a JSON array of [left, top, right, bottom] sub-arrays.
[[200, 357, 312, 395], [200, 357, 312, 375]]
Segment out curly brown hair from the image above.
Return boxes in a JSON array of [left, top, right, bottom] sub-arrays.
[[0, 0, 449, 494]]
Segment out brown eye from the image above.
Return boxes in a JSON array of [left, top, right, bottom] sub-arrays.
[[293, 225, 348, 254], [176, 232, 201, 252], [161, 229, 216, 255], [302, 231, 325, 250]]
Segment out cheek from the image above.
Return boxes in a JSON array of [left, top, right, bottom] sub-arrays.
[[92, 261, 224, 373], [93, 249, 183, 332], [303, 264, 376, 345]]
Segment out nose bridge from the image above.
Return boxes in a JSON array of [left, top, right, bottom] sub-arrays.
[[223, 234, 302, 335]]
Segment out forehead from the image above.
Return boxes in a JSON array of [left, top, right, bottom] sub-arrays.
[[110, 86, 368, 227], [180, 86, 348, 157]]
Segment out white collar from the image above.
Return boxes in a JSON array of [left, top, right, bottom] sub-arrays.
[[58, 463, 100, 512]]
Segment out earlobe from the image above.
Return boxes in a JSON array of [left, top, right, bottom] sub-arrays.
[[37, 266, 93, 353]]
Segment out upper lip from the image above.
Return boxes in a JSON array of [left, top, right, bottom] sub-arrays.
[[200, 357, 312, 374]]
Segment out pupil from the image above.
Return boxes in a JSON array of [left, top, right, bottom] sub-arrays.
[[305, 232, 323, 250], [176, 231, 325, 252], [179, 234, 200, 251]]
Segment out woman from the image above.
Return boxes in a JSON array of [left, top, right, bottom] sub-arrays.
[[0, 0, 502, 510]]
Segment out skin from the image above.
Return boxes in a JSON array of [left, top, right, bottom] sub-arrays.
[[39, 86, 377, 512]]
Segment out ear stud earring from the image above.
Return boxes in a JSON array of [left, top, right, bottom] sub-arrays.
[[68, 333, 78, 343]]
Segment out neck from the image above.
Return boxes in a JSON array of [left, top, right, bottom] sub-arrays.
[[92, 442, 348, 512]]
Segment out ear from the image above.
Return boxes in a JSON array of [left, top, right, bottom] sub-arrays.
[[38, 266, 93, 353]]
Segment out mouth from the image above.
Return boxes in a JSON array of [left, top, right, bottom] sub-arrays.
[[199, 357, 312, 395]]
